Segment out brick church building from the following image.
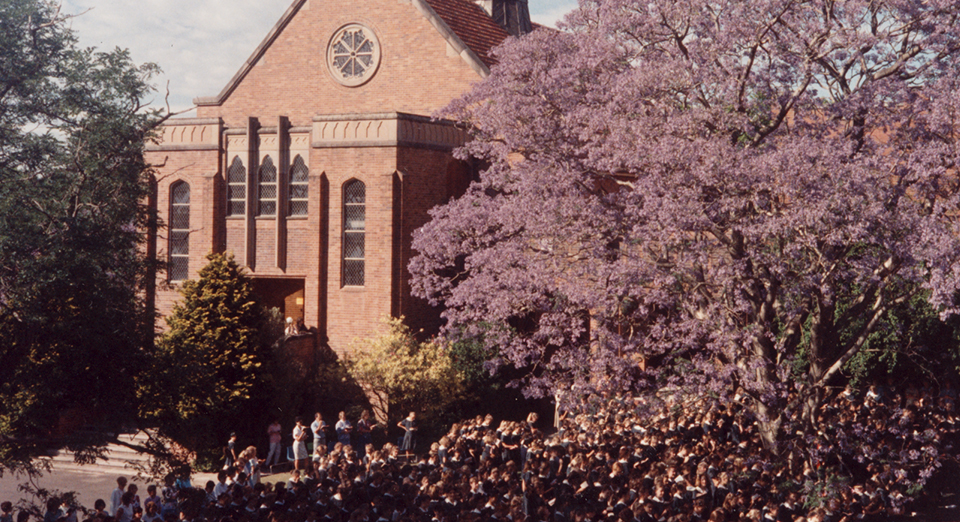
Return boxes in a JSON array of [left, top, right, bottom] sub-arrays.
[[144, 0, 532, 353]]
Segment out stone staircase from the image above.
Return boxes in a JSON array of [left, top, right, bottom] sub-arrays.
[[41, 431, 155, 476]]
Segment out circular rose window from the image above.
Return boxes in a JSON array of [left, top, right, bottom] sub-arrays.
[[327, 24, 381, 87]]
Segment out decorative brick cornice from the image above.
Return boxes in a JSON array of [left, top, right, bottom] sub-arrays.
[[310, 112, 467, 151], [146, 118, 223, 151]]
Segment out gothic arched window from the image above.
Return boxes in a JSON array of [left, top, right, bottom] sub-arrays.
[[169, 182, 190, 282], [342, 180, 365, 286], [289, 155, 309, 216], [227, 156, 246, 216], [258, 156, 277, 216]]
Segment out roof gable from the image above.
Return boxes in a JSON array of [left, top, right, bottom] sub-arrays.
[[422, 0, 510, 69], [196, 0, 509, 107]]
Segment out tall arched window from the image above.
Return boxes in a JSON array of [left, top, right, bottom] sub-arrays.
[[289, 155, 309, 216], [227, 156, 246, 216], [342, 180, 365, 286], [258, 156, 277, 216], [169, 182, 190, 282]]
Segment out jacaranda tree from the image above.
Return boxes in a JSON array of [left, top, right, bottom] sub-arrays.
[[410, 0, 960, 467]]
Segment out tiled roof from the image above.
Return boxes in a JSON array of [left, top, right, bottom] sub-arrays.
[[424, 0, 510, 68]]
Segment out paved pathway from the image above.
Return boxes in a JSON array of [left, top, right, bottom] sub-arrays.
[[0, 470, 124, 508], [0, 467, 218, 510]]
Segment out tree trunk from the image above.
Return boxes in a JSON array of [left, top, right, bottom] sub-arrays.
[[801, 385, 822, 431], [753, 400, 783, 455]]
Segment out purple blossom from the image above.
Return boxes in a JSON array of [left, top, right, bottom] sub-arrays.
[[411, 0, 960, 458]]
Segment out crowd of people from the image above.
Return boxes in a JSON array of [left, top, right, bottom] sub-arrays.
[[259, 410, 416, 476], [8, 381, 960, 522]]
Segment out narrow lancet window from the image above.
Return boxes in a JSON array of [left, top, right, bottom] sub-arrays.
[[227, 156, 246, 216], [289, 155, 309, 216], [342, 180, 365, 286], [169, 182, 190, 282], [258, 156, 277, 216]]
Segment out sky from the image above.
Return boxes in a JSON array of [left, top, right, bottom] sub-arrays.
[[58, 0, 578, 114]]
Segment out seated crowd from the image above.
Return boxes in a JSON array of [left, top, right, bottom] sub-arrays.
[[18, 381, 960, 522]]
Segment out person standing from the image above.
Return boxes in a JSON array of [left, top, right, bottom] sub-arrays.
[[110, 477, 128, 516], [284, 317, 297, 337], [92, 500, 108, 519], [398, 412, 417, 457], [42, 499, 62, 522], [292, 417, 308, 471], [142, 502, 161, 522], [265, 419, 282, 471], [356, 410, 376, 460], [240, 446, 262, 485], [126, 484, 141, 511], [311, 413, 328, 455], [223, 432, 238, 471], [115, 493, 134, 522], [143, 486, 161, 512], [335, 411, 353, 448]]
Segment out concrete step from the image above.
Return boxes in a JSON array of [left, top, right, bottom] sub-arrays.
[[46, 431, 157, 476]]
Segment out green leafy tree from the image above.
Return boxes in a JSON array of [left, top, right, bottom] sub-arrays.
[[839, 289, 960, 387], [0, 0, 164, 474], [345, 317, 466, 439], [141, 253, 275, 467]]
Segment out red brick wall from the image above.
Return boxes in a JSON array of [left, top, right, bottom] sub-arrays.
[[253, 220, 277, 272], [146, 148, 221, 322], [318, 146, 398, 354], [286, 219, 314, 274], [150, 0, 487, 349], [225, 219, 246, 264], [397, 148, 471, 337], [196, 0, 485, 129], [151, 142, 468, 349]]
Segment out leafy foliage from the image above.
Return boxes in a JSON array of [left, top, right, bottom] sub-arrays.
[[141, 253, 274, 465], [0, 0, 163, 474], [841, 289, 960, 387], [345, 317, 467, 439]]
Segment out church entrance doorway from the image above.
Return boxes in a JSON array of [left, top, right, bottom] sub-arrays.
[[251, 278, 306, 323]]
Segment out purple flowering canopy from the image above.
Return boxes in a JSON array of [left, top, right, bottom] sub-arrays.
[[410, 0, 960, 448]]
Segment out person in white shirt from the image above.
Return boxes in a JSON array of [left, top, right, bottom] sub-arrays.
[[110, 476, 128, 516], [115, 492, 134, 522], [292, 416, 308, 471], [213, 471, 229, 498], [335, 411, 353, 448]]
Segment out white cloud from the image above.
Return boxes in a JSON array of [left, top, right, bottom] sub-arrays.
[[530, 0, 578, 28], [59, 0, 576, 115], [62, 0, 289, 113]]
